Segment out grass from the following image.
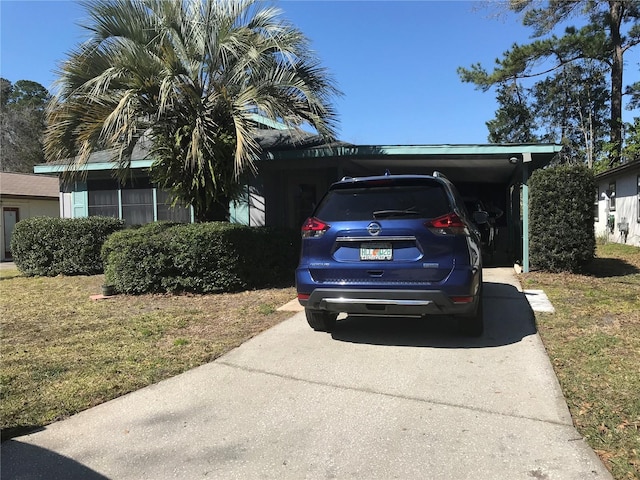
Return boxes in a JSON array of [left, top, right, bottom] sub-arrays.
[[520, 243, 640, 480], [0, 270, 296, 440]]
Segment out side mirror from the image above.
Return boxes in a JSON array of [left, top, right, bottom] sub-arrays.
[[473, 211, 489, 224]]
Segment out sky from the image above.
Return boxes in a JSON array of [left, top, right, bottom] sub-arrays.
[[1, 0, 638, 146]]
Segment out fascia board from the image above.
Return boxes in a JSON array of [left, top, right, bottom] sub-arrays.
[[34, 159, 154, 174], [262, 144, 563, 160]]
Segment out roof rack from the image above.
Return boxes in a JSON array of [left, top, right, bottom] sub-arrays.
[[432, 170, 449, 180]]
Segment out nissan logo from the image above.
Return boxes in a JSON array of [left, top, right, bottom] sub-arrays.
[[367, 222, 382, 236]]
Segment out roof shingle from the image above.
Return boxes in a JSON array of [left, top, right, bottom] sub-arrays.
[[0, 172, 59, 199]]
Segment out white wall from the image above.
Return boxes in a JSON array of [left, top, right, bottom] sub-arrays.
[[595, 173, 640, 247], [61, 191, 73, 218], [0, 197, 60, 261]]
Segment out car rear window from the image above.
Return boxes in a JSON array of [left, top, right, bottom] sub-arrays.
[[314, 184, 451, 221]]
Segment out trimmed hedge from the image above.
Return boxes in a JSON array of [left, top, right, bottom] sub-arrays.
[[101, 222, 300, 294], [11, 216, 125, 276], [529, 165, 596, 273]]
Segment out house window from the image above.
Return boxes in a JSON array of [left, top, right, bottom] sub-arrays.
[[122, 188, 154, 225], [157, 190, 191, 223], [608, 181, 616, 211], [87, 178, 192, 224], [88, 180, 119, 218], [594, 187, 599, 222]]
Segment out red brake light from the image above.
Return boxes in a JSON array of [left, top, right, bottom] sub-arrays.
[[301, 217, 330, 238], [426, 213, 468, 235], [362, 179, 393, 187]]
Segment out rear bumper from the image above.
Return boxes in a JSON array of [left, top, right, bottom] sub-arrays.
[[299, 288, 478, 317]]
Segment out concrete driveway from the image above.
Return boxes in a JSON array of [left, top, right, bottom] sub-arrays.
[[1, 268, 611, 479]]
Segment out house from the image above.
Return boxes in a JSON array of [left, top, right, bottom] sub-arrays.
[[34, 127, 561, 272], [0, 172, 60, 261], [31, 120, 335, 227], [594, 159, 640, 246]]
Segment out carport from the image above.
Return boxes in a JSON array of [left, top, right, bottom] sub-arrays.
[[258, 143, 562, 272]]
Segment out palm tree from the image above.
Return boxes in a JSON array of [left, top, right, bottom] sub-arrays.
[[45, 0, 340, 221]]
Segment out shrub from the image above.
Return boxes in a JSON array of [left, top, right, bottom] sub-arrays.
[[102, 222, 299, 294], [101, 223, 175, 294], [11, 216, 125, 276], [529, 165, 596, 272]]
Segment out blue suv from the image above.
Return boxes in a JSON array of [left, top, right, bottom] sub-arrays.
[[295, 173, 486, 336]]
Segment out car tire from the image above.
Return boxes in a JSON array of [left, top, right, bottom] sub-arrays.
[[305, 309, 338, 332], [458, 295, 484, 337]]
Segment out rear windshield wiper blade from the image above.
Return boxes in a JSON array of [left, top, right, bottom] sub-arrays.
[[372, 209, 420, 219]]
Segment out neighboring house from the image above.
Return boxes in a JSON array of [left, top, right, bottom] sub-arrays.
[[594, 159, 640, 247], [0, 172, 60, 261]]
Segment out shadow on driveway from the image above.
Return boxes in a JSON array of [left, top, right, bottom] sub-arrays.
[[1, 441, 109, 480], [330, 281, 536, 348]]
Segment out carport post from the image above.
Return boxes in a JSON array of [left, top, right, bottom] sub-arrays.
[[522, 152, 532, 273]]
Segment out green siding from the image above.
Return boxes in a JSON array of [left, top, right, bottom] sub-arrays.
[[230, 197, 250, 226], [71, 181, 88, 218]]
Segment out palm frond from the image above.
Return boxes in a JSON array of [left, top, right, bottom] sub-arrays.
[[47, 0, 341, 219]]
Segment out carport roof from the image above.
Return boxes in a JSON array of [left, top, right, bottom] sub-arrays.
[[261, 143, 563, 184]]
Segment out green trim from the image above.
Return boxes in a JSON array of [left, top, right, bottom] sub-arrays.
[[35, 144, 562, 173], [117, 189, 123, 219], [248, 113, 289, 130], [522, 164, 530, 273], [522, 152, 533, 273], [152, 189, 158, 222], [262, 144, 562, 160], [34, 159, 154, 174], [71, 181, 88, 218]]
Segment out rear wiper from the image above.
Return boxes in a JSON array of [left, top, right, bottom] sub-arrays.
[[372, 209, 420, 219]]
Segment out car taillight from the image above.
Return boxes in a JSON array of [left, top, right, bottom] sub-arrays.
[[426, 212, 468, 236], [301, 217, 330, 238]]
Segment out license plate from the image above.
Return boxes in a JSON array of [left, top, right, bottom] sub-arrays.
[[360, 243, 393, 261]]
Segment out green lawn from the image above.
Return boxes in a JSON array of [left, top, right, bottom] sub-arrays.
[[520, 243, 640, 480], [0, 270, 295, 440]]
